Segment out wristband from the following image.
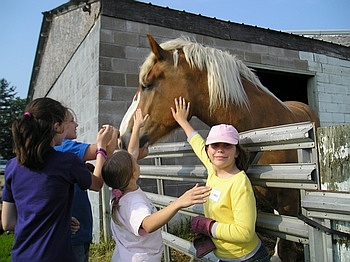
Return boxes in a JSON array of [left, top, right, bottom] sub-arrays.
[[96, 148, 107, 155], [96, 149, 107, 160]]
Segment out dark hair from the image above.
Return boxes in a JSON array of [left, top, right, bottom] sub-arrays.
[[102, 150, 134, 191], [12, 97, 67, 169], [235, 144, 250, 172]]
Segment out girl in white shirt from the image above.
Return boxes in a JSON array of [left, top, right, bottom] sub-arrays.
[[102, 109, 211, 262]]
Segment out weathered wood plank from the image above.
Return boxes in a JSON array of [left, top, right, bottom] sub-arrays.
[[317, 124, 350, 191]]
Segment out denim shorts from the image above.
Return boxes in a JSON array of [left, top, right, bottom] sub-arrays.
[[219, 244, 270, 262]]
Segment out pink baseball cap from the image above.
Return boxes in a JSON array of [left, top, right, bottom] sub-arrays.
[[205, 124, 239, 145]]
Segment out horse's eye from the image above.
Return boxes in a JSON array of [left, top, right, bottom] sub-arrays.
[[142, 83, 153, 90]]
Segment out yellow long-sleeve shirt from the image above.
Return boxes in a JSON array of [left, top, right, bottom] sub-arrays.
[[189, 133, 259, 259]]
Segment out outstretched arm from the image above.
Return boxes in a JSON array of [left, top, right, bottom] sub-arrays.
[[90, 125, 114, 191], [128, 109, 149, 160], [141, 183, 211, 233], [171, 97, 196, 137], [1, 202, 17, 231]]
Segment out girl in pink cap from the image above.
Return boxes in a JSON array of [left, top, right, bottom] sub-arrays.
[[171, 97, 269, 261]]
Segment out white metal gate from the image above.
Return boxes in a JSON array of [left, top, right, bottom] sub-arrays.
[[102, 122, 350, 261]]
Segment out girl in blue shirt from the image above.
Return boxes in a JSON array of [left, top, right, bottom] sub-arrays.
[[1, 97, 113, 262]]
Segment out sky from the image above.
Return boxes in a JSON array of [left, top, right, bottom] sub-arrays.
[[1, 0, 349, 99]]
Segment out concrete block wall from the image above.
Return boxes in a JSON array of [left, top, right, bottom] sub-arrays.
[[47, 18, 102, 242], [99, 16, 157, 128], [32, 2, 101, 99], [48, 20, 100, 143], [300, 52, 350, 126]]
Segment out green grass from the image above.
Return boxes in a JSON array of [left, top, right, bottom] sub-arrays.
[[89, 238, 115, 261], [0, 232, 115, 262], [0, 220, 192, 262], [0, 232, 14, 262]]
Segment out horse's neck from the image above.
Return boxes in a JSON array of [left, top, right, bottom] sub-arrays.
[[197, 92, 292, 132], [198, 106, 253, 132]]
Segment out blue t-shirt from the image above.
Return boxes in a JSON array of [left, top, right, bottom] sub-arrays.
[[55, 139, 92, 245], [2, 148, 91, 262]]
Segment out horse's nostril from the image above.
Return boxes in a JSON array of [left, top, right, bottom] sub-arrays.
[[140, 136, 149, 148]]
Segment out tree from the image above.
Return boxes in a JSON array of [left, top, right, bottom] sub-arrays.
[[0, 78, 27, 160]]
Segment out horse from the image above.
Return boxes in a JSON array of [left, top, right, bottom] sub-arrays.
[[119, 34, 320, 261]]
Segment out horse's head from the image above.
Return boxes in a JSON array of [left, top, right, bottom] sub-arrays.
[[119, 34, 279, 158], [119, 35, 209, 154]]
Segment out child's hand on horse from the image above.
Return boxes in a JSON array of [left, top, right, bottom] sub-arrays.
[[171, 97, 190, 124]]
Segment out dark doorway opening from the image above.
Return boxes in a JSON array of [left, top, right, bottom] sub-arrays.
[[254, 69, 310, 104]]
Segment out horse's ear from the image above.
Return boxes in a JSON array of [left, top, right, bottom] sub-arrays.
[[147, 34, 170, 61]]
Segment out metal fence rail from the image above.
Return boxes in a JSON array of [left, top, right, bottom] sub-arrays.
[[138, 122, 317, 261], [133, 121, 349, 261], [102, 122, 350, 262]]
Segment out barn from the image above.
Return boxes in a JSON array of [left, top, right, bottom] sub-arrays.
[[27, 0, 350, 255]]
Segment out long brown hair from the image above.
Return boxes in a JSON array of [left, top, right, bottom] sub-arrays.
[[12, 97, 67, 169], [235, 144, 249, 172], [102, 150, 135, 224]]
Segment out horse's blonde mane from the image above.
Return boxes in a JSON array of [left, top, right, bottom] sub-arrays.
[[140, 36, 282, 111]]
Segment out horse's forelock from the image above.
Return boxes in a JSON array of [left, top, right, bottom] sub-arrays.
[[139, 54, 155, 87], [172, 49, 179, 67], [139, 37, 191, 86]]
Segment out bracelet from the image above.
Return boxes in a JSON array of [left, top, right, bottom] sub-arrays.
[[96, 148, 107, 155], [96, 149, 107, 160]]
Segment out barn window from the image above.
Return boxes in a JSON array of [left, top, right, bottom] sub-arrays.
[[253, 68, 313, 104]]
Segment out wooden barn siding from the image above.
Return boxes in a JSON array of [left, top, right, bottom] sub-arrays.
[[317, 124, 350, 261], [317, 124, 350, 191]]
